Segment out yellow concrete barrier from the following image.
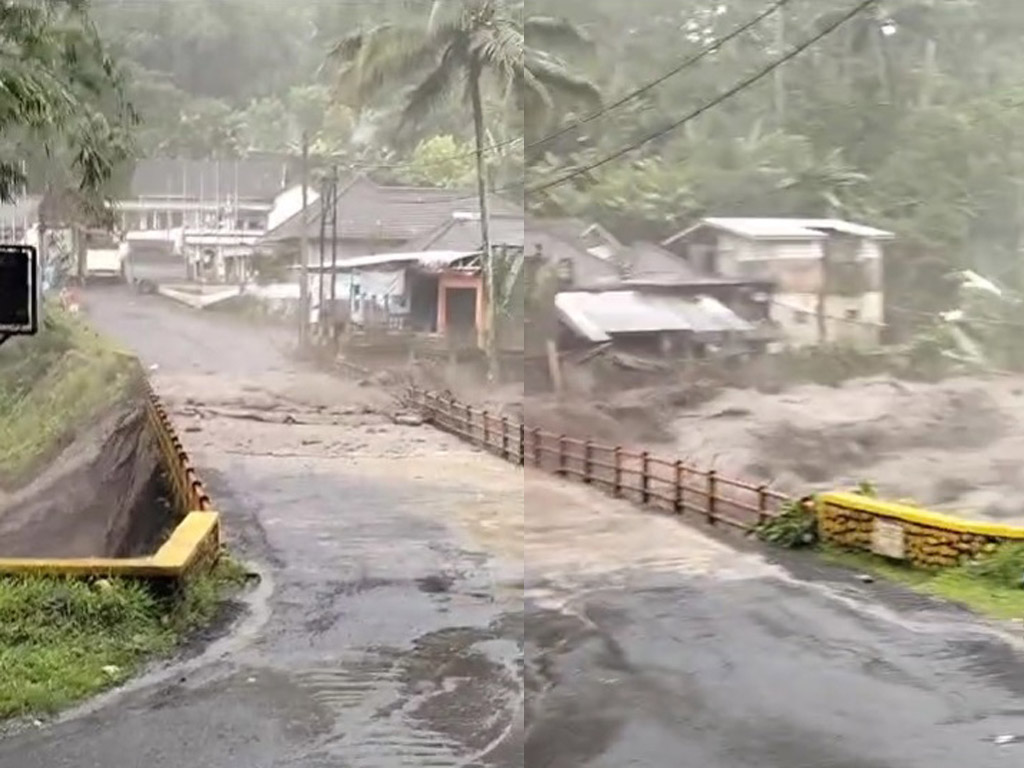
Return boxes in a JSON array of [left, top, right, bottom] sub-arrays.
[[0, 512, 220, 579], [819, 491, 1024, 568]]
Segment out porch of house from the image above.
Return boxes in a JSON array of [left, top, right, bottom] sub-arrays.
[[326, 268, 487, 355]]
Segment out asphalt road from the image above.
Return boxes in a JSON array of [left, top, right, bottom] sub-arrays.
[[1, 287, 1023, 767]]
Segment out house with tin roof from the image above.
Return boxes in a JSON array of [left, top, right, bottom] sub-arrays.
[[404, 212, 524, 253], [261, 175, 522, 264], [662, 217, 895, 347]]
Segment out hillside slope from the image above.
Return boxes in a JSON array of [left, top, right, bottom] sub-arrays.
[[0, 310, 164, 557]]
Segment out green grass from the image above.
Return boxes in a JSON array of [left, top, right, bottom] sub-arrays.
[[821, 545, 1024, 620], [0, 557, 249, 719], [0, 307, 139, 484]]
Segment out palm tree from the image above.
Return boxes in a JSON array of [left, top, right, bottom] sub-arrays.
[[328, 0, 598, 379], [520, 12, 602, 150]]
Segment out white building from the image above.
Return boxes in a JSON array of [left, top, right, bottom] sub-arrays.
[[662, 217, 894, 347], [115, 159, 318, 285]]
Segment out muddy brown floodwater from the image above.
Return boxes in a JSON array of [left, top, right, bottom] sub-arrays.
[[530, 374, 1024, 525], [2, 286, 1024, 768]]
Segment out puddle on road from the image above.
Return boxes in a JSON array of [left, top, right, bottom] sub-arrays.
[[286, 622, 522, 768]]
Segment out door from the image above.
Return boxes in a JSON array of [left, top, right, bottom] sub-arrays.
[[444, 286, 477, 346]]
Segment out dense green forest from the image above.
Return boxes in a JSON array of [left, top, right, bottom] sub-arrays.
[[87, 0, 1024, 294]]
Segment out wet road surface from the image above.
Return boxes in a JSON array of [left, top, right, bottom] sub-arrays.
[[1, 288, 1023, 766]]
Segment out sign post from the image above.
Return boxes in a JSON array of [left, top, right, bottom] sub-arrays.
[[871, 518, 906, 560], [0, 244, 39, 347]]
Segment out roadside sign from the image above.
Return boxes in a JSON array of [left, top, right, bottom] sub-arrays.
[[0, 244, 38, 336], [871, 518, 906, 560]]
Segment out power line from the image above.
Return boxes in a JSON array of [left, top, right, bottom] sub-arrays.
[[94, 0, 790, 180], [353, 0, 790, 178], [92, 0, 426, 6], [527, 0, 793, 153], [328, 0, 793, 169], [528, 0, 878, 196]]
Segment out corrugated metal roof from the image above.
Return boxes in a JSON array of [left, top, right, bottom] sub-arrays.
[[555, 291, 752, 342], [666, 217, 894, 244], [619, 241, 698, 278], [703, 217, 894, 240], [525, 218, 622, 286], [131, 159, 289, 201], [303, 249, 479, 272]]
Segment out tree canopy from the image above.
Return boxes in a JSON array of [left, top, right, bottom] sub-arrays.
[[1, 0, 136, 206], [84, 0, 1024, 291]]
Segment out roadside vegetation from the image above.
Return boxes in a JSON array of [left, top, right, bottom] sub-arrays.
[[0, 308, 139, 485], [822, 545, 1024, 621], [0, 557, 249, 719], [757, 491, 1024, 621]]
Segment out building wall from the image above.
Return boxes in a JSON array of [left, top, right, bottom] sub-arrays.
[[118, 201, 271, 233], [437, 272, 485, 348], [716, 235, 826, 293], [772, 291, 883, 347], [267, 186, 318, 232]]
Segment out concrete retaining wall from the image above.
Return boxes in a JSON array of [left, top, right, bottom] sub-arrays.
[[818, 491, 1024, 568], [0, 379, 220, 582]]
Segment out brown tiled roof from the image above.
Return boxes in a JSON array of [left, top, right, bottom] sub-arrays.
[[405, 213, 524, 252], [619, 241, 700, 279], [264, 176, 523, 243], [524, 217, 622, 286]]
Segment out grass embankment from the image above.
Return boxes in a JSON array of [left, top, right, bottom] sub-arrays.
[[0, 558, 249, 719], [758, 503, 1024, 620], [0, 308, 138, 484], [822, 545, 1024, 620], [0, 308, 248, 718]]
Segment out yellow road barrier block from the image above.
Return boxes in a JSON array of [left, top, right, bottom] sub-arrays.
[[0, 511, 221, 581], [820, 492, 1024, 540], [819, 491, 1024, 568]]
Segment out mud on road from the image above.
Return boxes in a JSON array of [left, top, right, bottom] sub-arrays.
[[2, 288, 1024, 767]]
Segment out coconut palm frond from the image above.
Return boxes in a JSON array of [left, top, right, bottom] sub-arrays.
[[326, 29, 369, 65], [471, 17, 524, 83], [526, 51, 601, 108], [330, 21, 464, 107], [524, 15, 594, 50], [398, 39, 470, 132]]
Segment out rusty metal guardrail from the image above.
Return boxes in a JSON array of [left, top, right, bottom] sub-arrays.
[[145, 382, 212, 515], [407, 386, 1024, 569], [407, 387, 789, 531]]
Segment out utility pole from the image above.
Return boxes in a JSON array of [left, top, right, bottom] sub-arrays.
[[816, 239, 830, 346], [329, 164, 339, 339], [298, 131, 310, 347], [317, 175, 328, 337], [468, 66, 498, 382]]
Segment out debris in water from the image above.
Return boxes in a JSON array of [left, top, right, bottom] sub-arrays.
[[394, 412, 424, 427], [994, 734, 1019, 746], [856, 574, 875, 584]]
